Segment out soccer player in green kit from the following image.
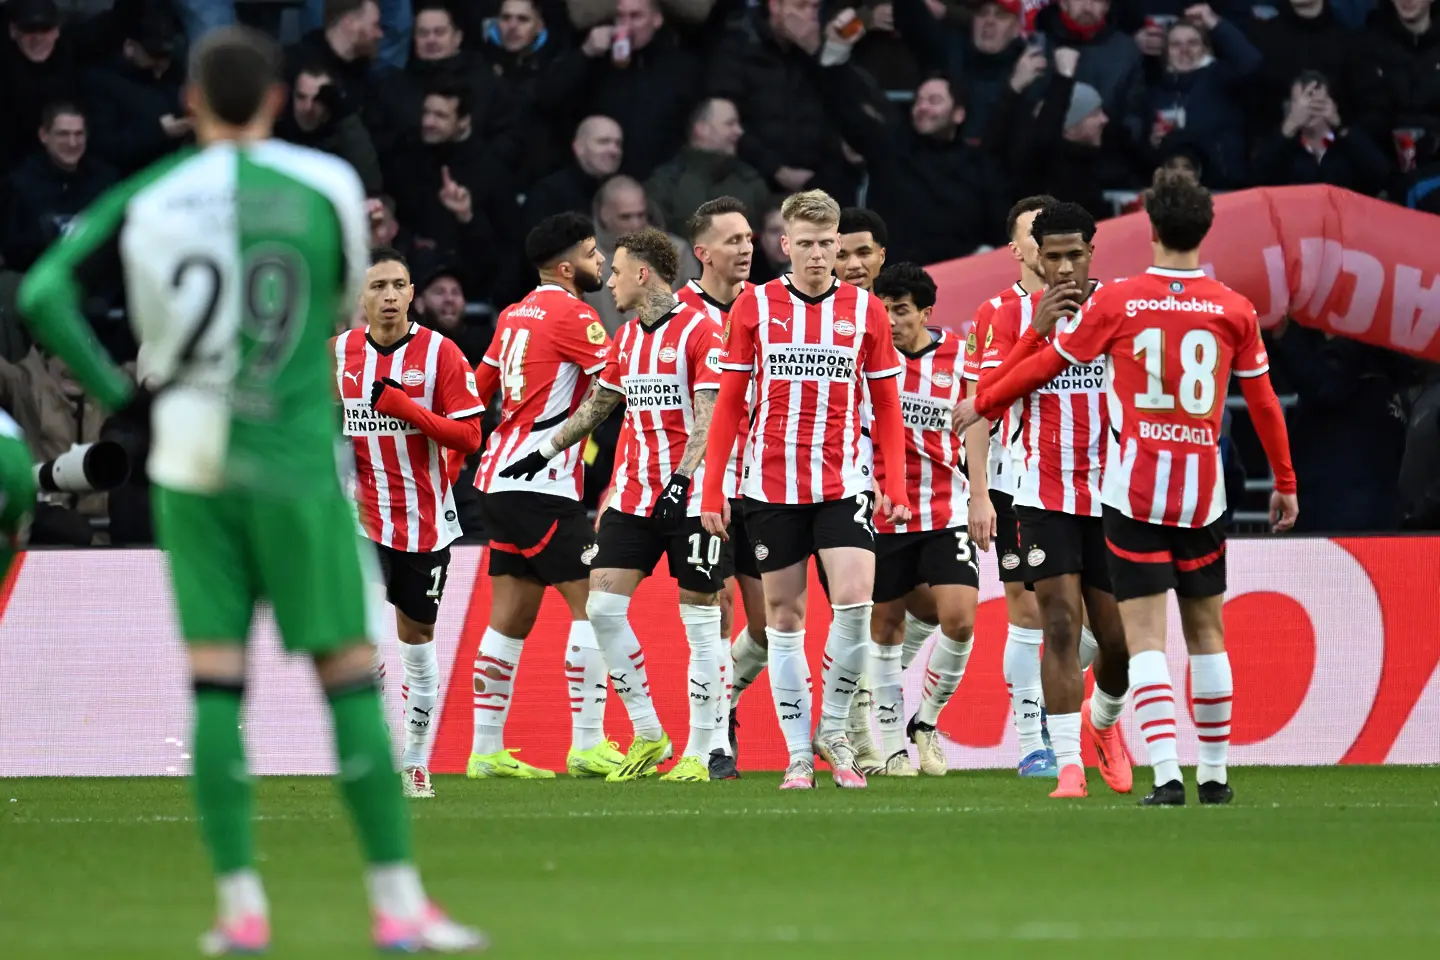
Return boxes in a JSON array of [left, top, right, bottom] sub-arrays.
[[17, 28, 484, 955]]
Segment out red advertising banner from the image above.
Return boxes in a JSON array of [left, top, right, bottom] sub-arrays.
[[927, 186, 1440, 362], [1, 540, 1437, 776]]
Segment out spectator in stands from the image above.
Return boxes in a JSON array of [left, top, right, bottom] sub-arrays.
[[82, 6, 187, 178], [1265, 318, 1409, 532], [985, 48, 1117, 220], [541, 0, 700, 181], [480, 0, 568, 179], [523, 115, 623, 232], [1033, 0, 1147, 147], [707, 0, 856, 198], [0, 0, 141, 174], [300, 0, 411, 72], [276, 62, 383, 193], [1251, 70, 1392, 194], [1144, 5, 1260, 186], [1245, 0, 1368, 138], [4, 102, 115, 271], [285, 0, 384, 127], [893, 0, 1026, 143], [1361, 0, 1440, 166], [370, 2, 519, 164], [646, 98, 770, 234], [815, 21, 1008, 265], [586, 175, 698, 331], [751, 198, 790, 283], [1397, 364, 1440, 530], [380, 84, 516, 296], [172, 0, 234, 46], [413, 264, 493, 365], [1120, 0, 1248, 63]]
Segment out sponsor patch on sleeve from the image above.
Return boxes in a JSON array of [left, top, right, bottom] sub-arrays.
[[465, 370, 478, 396], [586, 321, 607, 345], [965, 332, 977, 356]]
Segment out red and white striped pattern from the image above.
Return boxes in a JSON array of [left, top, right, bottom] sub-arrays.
[[719, 277, 902, 505], [600, 304, 723, 516], [983, 286, 1108, 517], [476, 285, 612, 500], [677, 279, 744, 496], [335, 323, 483, 552], [565, 659, 586, 720], [473, 653, 513, 717], [964, 283, 1025, 497], [1193, 692, 1233, 745], [1133, 680, 1178, 750], [1054, 269, 1270, 528], [875, 329, 967, 534]]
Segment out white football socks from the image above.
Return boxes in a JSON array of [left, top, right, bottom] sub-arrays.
[[365, 862, 427, 922], [729, 629, 769, 707], [1130, 650, 1181, 787], [586, 592, 662, 740], [766, 627, 811, 760], [1079, 625, 1099, 673], [900, 612, 937, 670], [399, 640, 439, 769], [1190, 652, 1233, 785], [679, 604, 722, 758], [1048, 712, 1082, 772], [1090, 683, 1127, 730], [216, 869, 269, 923], [566, 621, 608, 752], [1004, 624, 1045, 757], [471, 628, 523, 755], [918, 633, 973, 726], [818, 603, 870, 737], [711, 644, 733, 756], [867, 642, 905, 756]]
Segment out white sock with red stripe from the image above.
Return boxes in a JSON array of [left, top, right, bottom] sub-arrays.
[[867, 642, 905, 756], [1190, 652, 1233, 785], [729, 629, 768, 707], [585, 592, 663, 740], [916, 634, 973, 726], [1079, 626, 1099, 673], [817, 603, 871, 738], [1129, 650, 1182, 787], [766, 627, 811, 760], [1004, 625, 1045, 757], [472, 628, 523, 755], [399, 640, 439, 769], [566, 621, 607, 752], [1048, 713, 1082, 772], [372, 648, 386, 695], [679, 604, 721, 758], [711, 650, 733, 756], [901, 613, 937, 671]]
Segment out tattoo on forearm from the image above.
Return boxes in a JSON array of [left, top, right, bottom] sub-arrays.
[[677, 389, 716, 477], [550, 382, 622, 453]]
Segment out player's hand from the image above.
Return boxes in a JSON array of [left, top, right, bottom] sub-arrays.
[[700, 500, 731, 540], [369, 377, 403, 410], [879, 493, 911, 526], [1270, 491, 1299, 533], [951, 397, 982, 436], [1033, 281, 1083, 337], [653, 472, 692, 530], [499, 449, 551, 481], [968, 494, 997, 552]]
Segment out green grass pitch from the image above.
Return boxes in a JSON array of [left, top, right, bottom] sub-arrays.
[[3, 768, 1438, 959]]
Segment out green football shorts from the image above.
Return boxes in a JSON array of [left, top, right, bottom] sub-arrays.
[[154, 484, 378, 652]]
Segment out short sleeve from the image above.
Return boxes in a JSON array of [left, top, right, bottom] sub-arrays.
[[597, 324, 627, 394], [1053, 288, 1120, 366], [688, 317, 723, 392], [557, 304, 612, 374], [435, 337, 485, 419], [719, 288, 758, 372], [981, 300, 1019, 371], [861, 296, 902, 380], [964, 300, 996, 381], [1230, 298, 1270, 378]]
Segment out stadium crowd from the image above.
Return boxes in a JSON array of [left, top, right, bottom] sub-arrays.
[[0, 0, 1436, 544]]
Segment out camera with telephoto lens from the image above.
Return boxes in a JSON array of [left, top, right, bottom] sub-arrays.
[[34, 441, 131, 494]]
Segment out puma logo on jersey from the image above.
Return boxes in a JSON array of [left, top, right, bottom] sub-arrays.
[[769, 317, 790, 331], [345, 371, 361, 383]]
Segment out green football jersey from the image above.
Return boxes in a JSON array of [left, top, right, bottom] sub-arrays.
[[18, 140, 368, 496]]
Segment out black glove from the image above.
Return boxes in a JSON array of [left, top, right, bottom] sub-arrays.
[[370, 377, 402, 409], [653, 472, 692, 529], [498, 449, 552, 481]]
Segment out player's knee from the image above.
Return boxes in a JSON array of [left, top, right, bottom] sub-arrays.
[[939, 609, 974, 644], [1040, 605, 1080, 650], [313, 643, 380, 690], [869, 602, 906, 644], [585, 590, 630, 632]]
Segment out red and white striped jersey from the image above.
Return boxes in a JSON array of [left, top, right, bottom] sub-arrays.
[[983, 283, 1109, 517], [963, 282, 1026, 498], [676, 279, 744, 498], [600, 304, 723, 517], [1054, 268, 1268, 527], [719, 276, 902, 504], [334, 323, 484, 552], [874, 329, 968, 534], [476, 285, 612, 500]]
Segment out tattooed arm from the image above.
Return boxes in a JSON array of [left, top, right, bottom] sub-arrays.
[[675, 388, 716, 478], [540, 381, 623, 458]]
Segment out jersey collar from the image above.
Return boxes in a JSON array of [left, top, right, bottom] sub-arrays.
[[638, 302, 685, 333], [781, 273, 838, 305], [688, 278, 743, 312], [897, 327, 943, 359], [1146, 267, 1207, 279], [366, 321, 417, 356]]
